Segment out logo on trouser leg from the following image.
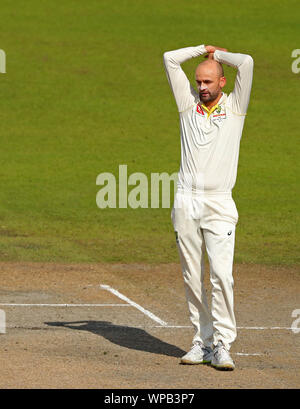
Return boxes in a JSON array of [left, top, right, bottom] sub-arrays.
[[175, 231, 179, 243], [227, 230, 232, 236]]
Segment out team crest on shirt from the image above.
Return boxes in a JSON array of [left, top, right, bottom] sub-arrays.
[[212, 105, 226, 121]]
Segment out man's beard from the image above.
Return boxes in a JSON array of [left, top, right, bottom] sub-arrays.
[[200, 90, 220, 103]]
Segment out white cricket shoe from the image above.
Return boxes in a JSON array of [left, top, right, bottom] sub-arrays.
[[180, 342, 213, 365], [211, 340, 235, 370]]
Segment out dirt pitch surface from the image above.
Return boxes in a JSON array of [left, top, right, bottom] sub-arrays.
[[0, 261, 299, 389]]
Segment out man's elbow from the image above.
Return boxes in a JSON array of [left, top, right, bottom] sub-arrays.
[[163, 51, 172, 64], [163, 51, 176, 71], [243, 54, 254, 68]]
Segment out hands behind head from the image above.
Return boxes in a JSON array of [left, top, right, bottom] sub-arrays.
[[204, 45, 228, 59]]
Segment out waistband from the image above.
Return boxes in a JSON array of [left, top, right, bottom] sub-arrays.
[[176, 188, 232, 199]]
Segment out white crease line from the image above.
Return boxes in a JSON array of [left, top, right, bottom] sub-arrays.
[[153, 325, 294, 330], [0, 303, 130, 307], [153, 325, 192, 328], [0, 302, 293, 331], [100, 284, 167, 327], [237, 326, 294, 330], [234, 353, 263, 356]]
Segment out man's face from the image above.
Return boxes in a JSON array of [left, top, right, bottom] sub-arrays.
[[195, 61, 226, 104]]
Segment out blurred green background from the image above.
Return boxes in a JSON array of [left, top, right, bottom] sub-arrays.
[[0, 0, 299, 265]]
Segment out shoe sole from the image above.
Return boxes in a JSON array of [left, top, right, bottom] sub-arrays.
[[211, 363, 235, 371]]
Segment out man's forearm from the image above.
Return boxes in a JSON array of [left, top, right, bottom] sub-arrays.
[[163, 45, 207, 68], [163, 45, 207, 112], [214, 49, 254, 115], [214, 50, 253, 70]]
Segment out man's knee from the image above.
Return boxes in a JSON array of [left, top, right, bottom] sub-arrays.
[[209, 259, 234, 289]]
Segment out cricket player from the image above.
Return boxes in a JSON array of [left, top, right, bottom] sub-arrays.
[[163, 44, 253, 370]]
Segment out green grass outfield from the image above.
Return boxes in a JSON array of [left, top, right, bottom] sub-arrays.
[[0, 0, 299, 265]]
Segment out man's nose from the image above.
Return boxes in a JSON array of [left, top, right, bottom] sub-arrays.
[[200, 83, 207, 91]]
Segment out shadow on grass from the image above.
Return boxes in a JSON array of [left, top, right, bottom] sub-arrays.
[[45, 320, 185, 358]]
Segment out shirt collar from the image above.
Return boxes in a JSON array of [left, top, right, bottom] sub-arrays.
[[199, 93, 227, 118]]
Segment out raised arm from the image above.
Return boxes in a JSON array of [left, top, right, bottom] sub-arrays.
[[213, 49, 254, 115], [163, 45, 207, 112]]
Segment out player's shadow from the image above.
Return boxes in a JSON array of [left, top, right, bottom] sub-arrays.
[[45, 320, 185, 358]]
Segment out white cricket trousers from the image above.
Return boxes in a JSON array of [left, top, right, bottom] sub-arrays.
[[171, 191, 238, 350]]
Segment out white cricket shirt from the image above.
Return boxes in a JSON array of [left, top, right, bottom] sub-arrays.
[[163, 45, 253, 194]]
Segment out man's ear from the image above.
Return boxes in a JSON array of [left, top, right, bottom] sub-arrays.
[[220, 76, 226, 89]]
